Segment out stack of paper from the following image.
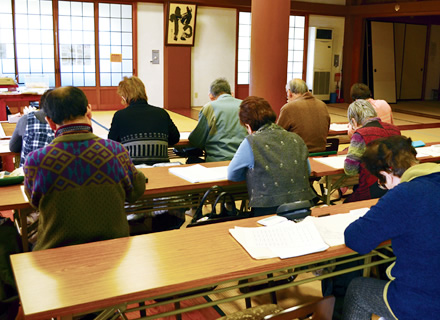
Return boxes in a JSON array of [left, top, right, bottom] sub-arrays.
[[415, 145, 440, 158], [169, 164, 228, 183], [229, 220, 329, 260], [8, 113, 21, 123], [0, 140, 10, 152], [330, 123, 349, 132]]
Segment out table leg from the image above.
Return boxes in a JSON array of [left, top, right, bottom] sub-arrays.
[[0, 100, 6, 121], [18, 209, 29, 252], [14, 154, 20, 169], [363, 256, 372, 277], [324, 176, 331, 205]]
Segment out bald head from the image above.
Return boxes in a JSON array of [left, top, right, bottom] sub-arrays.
[[43, 86, 89, 125]]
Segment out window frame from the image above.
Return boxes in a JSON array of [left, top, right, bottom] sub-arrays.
[[0, 0, 137, 110]]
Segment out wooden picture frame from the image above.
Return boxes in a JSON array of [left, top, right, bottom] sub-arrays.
[[166, 3, 197, 46]]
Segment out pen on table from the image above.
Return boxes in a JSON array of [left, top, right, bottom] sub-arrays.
[[317, 213, 330, 218]]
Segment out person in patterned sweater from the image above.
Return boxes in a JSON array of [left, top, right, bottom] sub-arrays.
[[344, 99, 400, 203], [23, 86, 146, 250]]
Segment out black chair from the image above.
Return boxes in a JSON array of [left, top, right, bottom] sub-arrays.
[[172, 146, 205, 163], [276, 200, 312, 221], [309, 138, 339, 157], [187, 186, 250, 228]]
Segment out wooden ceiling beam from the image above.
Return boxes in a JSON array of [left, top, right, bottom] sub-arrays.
[[290, 1, 348, 16], [347, 0, 440, 17]]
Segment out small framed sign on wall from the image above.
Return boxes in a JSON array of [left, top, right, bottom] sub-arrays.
[[166, 2, 197, 46]]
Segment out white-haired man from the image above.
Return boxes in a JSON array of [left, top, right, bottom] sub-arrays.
[[277, 79, 330, 153]]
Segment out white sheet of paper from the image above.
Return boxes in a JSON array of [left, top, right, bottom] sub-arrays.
[[0, 140, 10, 153], [169, 164, 228, 183], [0, 124, 6, 138], [306, 207, 369, 247], [313, 155, 347, 169], [416, 145, 440, 158], [330, 123, 348, 131], [8, 113, 21, 123]]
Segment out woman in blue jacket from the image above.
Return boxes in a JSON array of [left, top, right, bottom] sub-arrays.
[[343, 135, 440, 319]]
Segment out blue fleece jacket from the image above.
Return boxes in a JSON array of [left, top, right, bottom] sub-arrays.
[[344, 163, 440, 319]]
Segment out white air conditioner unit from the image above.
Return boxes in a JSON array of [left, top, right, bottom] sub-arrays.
[[306, 28, 333, 101]]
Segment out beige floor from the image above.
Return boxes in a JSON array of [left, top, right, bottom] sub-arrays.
[[93, 100, 440, 142], [328, 101, 440, 145]]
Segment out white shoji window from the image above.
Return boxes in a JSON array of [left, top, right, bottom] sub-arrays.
[[237, 12, 305, 85], [99, 3, 133, 87], [15, 0, 55, 87], [287, 15, 305, 82], [58, 1, 95, 87], [237, 11, 251, 85], [0, 0, 16, 79]]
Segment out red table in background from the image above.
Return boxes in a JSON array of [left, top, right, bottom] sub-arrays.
[[0, 92, 41, 121]]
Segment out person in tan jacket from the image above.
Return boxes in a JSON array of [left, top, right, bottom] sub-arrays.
[[277, 79, 330, 153]]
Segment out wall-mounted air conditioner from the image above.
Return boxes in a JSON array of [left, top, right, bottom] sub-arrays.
[[306, 28, 333, 101]]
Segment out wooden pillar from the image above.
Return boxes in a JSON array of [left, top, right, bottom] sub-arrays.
[[163, 46, 191, 111], [249, 0, 290, 115], [342, 15, 364, 103]]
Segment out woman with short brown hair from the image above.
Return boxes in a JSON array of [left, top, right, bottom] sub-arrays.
[[227, 96, 314, 216]]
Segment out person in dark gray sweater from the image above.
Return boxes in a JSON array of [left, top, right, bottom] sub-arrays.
[[108, 76, 179, 165]]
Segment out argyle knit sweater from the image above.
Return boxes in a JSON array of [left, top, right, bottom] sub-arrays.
[[24, 125, 146, 250]]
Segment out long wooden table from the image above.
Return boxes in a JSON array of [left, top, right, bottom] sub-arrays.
[[129, 161, 247, 216], [309, 144, 440, 205], [11, 199, 395, 320], [6, 148, 440, 251], [0, 161, 246, 251], [1, 121, 16, 137]]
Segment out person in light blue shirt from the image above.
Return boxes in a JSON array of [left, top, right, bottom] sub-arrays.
[[228, 96, 314, 217], [188, 78, 247, 162]]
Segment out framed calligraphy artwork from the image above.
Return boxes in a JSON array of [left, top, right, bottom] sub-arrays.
[[166, 3, 197, 46]]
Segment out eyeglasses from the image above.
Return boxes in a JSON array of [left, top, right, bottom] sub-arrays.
[[377, 179, 388, 190]]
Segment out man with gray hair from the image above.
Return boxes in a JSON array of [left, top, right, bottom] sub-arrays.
[[344, 99, 400, 203], [189, 78, 247, 162], [277, 78, 330, 153]]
